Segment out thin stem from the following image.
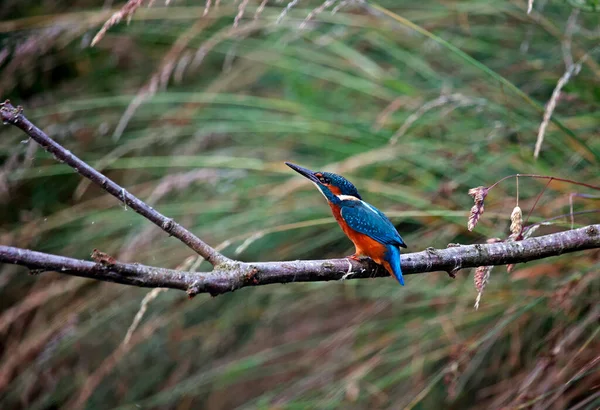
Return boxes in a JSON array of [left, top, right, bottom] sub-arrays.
[[487, 174, 600, 192], [569, 194, 600, 230], [570, 194, 575, 229], [523, 209, 600, 235], [524, 178, 553, 228], [516, 175, 519, 207]]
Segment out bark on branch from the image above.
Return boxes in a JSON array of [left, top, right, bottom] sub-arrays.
[[1, 224, 599, 296], [1, 100, 599, 297]]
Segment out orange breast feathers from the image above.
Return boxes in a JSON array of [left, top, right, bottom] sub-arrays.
[[328, 203, 388, 267]]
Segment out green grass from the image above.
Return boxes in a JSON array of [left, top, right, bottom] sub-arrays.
[[1, 1, 599, 409]]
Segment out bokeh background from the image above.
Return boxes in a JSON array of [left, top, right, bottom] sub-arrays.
[[1, 1, 599, 409]]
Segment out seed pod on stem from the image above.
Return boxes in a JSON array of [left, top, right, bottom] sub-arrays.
[[467, 186, 489, 231], [474, 266, 493, 310]]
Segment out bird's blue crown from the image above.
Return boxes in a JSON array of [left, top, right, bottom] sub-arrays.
[[321, 172, 361, 199]]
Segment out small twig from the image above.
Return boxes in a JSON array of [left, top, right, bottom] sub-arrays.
[[516, 175, 519, 207], [569, 194, 600, 230], [487, 174, 600, 192], [518, 210, 599, 244], [0, 100, 230, 266], [523, 178, 553, 227]]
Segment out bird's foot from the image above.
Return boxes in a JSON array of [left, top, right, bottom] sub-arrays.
[[341, 259, 354, 281], [346, 254, 370, 262], [342, 255, 370, 281]]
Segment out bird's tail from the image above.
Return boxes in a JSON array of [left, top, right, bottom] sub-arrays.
[[385, 245, 404, 286]]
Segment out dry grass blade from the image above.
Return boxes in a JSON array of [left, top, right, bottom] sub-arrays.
[[2, 1, 600, 408], [70, 317, 168, 408], [299, 0, 338, 29], [0, 279, 82, 333], [255, 0, 270, 19], [122, 288, 167, 346], [533, 63, 582, 159], [234, 0, 251, 27], [332, 0, 353, 14], [111, 19, 209, 140], [91, 0, 147, 47], [562, 9, 579, 69], [277, 0, 302, 24], [389, 93, 484, 145]]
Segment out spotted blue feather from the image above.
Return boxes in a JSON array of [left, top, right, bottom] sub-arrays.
[[340, 200, 406, 248]]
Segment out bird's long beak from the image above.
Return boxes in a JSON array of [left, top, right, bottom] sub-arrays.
[[285, 162, 321, 184]]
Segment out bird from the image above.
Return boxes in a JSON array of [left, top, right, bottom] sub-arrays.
[[285, 162, 408, 285]]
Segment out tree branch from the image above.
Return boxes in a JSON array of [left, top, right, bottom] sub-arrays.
[[1, 224, 598, 296], [0, 100, 229, 266], [1, 100, 599, 297]]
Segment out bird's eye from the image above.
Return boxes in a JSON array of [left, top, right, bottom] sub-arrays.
[[319, 176, 330, 184]]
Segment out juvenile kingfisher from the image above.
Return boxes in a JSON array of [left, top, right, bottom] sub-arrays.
[[285, 162, 408, 285]]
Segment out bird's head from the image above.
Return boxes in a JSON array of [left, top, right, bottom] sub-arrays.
[[285, 162, 362, 201]]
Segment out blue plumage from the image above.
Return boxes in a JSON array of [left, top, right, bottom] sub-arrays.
[[321, 172, 362, 200], [340, 200, 406, 248], [341, 199, 406, 285], [385, 245, 404, 285], [285, 162, 408, 286]]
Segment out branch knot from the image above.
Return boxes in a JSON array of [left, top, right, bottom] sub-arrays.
[[162, 218, 174, 233], [1, 100, 24, 124]]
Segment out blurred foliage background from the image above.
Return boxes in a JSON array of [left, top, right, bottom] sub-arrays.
[[1, 0, 599, 409]]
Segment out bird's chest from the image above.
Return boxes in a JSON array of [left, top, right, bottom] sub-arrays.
[[329, 203, 354, 237], [328, 203, 385, 261]]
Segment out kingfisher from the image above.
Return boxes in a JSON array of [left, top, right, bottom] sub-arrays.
[[285, 162, 408, 285]]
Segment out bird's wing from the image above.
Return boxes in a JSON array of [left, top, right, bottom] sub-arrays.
[[340, 200, 407, 248]]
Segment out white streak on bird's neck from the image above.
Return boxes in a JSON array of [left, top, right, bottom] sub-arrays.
[[313, 182, 328, 200], [337, 194, 360, 201], [337, 195, 379, 215]]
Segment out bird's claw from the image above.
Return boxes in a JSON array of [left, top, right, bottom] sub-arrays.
[[341, 259, 354, 280]]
